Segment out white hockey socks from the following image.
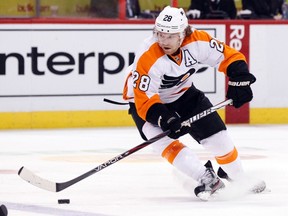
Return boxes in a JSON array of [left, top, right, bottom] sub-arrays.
[[201, 130, 244, 180], [161, 140, 206, 181]]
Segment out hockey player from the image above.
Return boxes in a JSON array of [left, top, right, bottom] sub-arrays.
[[122, 6, 264, 200]]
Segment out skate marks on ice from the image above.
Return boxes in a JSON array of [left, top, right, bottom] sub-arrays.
[[1, 125, 288, 215]]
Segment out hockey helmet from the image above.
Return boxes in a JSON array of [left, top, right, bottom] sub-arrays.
[[155, 6, 188, 34]]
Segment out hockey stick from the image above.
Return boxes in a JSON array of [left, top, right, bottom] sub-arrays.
[[18, 99, 232, 192], [103, 98, 129, 105]]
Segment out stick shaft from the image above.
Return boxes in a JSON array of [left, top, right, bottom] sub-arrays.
[[56, 130, 170, 191]]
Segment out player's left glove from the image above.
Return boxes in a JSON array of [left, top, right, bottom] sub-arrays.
[[226, 60, 256, 108], [226, 73, 256, 108]]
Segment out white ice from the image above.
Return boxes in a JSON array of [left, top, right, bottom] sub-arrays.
[[0, 125, 288, 216]]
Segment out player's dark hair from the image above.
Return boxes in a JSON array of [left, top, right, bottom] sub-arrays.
[[185, 25, 192, 37]]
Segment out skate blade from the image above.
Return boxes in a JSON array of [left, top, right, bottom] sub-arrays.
[[197, 186, 225, 201], [197, 191, 212, 201]]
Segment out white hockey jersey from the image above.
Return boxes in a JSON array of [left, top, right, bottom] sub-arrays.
[[123, 27, 246, 121]]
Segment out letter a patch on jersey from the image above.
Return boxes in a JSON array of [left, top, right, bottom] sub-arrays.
[[183, 49, 197, 67]]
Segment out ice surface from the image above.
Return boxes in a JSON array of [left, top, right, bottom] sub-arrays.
[[0, 125, 287, 216]]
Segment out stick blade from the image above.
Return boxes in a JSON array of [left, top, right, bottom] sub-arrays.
[[18, 166, 57, 192]]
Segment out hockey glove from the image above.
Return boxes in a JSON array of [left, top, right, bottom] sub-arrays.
[[226, 73, 256, 108], [158, 111, 182, 139], [146, 103, 190, 139]]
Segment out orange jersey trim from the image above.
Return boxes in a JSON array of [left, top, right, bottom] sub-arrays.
[[134, 42, 165, 120], [123, 71, 132, 101], [135, 94, 161, 120], [182, 29, 210, 46], [136, 42, 164, 76], [218, 45, 247, 74]]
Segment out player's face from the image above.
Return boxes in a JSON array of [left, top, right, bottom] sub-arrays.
[[156, 32, 181, 55]]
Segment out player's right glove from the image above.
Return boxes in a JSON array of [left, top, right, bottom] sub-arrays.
[[146, 103, 188, 139]]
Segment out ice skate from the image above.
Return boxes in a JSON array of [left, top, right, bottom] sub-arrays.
[[194, 160, 225, 201]]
